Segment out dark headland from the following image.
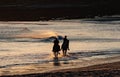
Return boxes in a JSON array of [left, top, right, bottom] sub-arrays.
[[0, 0, 120, 21]]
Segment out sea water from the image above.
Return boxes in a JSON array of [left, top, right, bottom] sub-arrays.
[[0, 19, 120, 69]]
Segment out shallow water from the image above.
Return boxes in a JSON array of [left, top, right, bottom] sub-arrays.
[[0, 19, 120, 69]]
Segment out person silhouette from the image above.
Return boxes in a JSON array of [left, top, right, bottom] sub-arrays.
[[52, 37, 60, 58], [61, 36, 69, 56]]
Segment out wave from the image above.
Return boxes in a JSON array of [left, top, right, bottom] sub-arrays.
[[5, 35, 63, 42], [70, 38, 120, 42], [0, 27, 63, 42], [69, 50, 120, 58], [81, 16, 120, 25], [1, 36, 120, 43], [0, 27, 31, 38], [0, 35, 63, 42]]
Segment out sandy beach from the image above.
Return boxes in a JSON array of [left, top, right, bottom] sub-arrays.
[[0, 61, 120, 77]]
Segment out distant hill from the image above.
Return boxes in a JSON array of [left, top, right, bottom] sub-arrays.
[[0, 0, 120, 21]]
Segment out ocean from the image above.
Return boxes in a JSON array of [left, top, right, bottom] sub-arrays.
[[0, 18, 120, 74]]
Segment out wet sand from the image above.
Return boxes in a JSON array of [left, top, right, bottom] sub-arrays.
[[1, 61, 120, 77]]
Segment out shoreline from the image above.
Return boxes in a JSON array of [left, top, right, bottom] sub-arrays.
[[1, 61, 120, 77]]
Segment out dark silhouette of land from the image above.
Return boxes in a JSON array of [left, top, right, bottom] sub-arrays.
[[0, 0, 120, 21]]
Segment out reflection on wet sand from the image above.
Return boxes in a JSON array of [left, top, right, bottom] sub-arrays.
[[53, 57, 61, 66]]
